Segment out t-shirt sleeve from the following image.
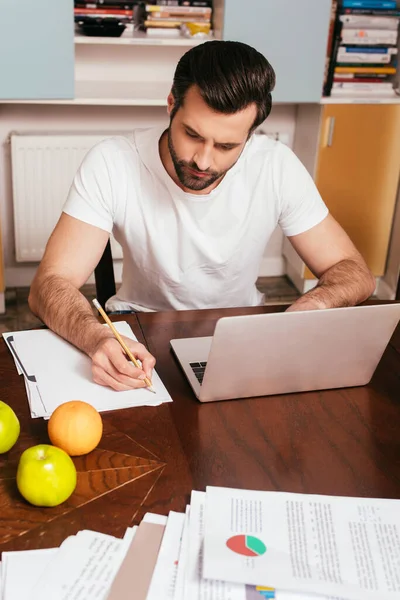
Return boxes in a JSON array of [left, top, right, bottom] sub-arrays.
[[63, 140, 115, 233], [276, 144, 329, 237]]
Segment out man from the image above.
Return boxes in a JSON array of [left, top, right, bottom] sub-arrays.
[[29, 41, 375, 392]]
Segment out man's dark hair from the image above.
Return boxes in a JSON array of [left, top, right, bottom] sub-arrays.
[[170, 40, 276, 133]]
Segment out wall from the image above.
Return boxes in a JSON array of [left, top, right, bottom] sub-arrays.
[[0, 102, 297, 288]]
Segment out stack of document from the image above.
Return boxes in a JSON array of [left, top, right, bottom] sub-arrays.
[[1, 487, 399, 599], [2, 321, 172, 418], [111, 487, 400, 600], [0, 524, 137, 600]]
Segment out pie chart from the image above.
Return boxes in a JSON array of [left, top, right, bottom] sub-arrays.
[[226, 534, 267, 557]]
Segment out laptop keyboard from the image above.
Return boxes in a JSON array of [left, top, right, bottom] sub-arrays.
[[190, 362, 207, 384]]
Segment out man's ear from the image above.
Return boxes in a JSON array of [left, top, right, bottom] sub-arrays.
[[167, 91, 175, 116]]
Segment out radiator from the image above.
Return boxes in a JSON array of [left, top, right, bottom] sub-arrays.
[[11, 133, 123, 262]]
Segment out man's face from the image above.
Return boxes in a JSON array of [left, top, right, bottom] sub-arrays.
[[167, 85, 257, 193]]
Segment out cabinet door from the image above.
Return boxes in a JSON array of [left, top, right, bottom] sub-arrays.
[[222, 0, 331, 103], [0, 0, 74, 100], [315, 104, 400, 277]]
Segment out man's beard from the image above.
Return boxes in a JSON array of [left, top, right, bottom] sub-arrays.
[[167, 128, 228, 192]]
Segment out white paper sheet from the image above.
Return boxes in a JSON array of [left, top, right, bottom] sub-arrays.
[[2, 548, 57, 600], [147, 511, 186, 600], [3, 321, 172, 418], [173, 506, 191, 600], [186, 492, 333, 600], [203, 486, 400, 600], [30, 529, 135, 600], [186, 490, 246, 600], [143, 513, 169, 526]]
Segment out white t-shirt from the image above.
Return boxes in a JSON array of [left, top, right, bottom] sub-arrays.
[[63, 126, 328, 312]]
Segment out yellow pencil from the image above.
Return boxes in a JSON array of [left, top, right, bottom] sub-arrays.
[[92, 299, 156, 393]]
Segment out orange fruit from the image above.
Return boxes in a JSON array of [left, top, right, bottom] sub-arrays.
[[48, 401, 103, 456]]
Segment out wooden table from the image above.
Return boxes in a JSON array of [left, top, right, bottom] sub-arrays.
[[1, 304, 400, 556]]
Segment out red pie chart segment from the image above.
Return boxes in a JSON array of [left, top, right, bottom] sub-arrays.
[[226, 534, 266, 557]]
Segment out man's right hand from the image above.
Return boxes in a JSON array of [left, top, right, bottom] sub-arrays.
[[89, 334, 156, 392]]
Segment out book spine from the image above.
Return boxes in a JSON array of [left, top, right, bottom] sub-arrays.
[[155, 1, 211, 4], [146, 15, 209, 22], [340, 29, 398, 44], [343, 0, 397, 8], [333, 81, 394, 87], [340, 46, 397, 53], [74, 7, 133, 14], [148, 0, 212, 5], [335, 65, 397, 73], [145, 4, 211, 14], [337, 54, 394, 64], [334, 75, 390, 81], [147, 11, 210, 20], [339, 14, 400, 27], [342, 8, 400, 14]]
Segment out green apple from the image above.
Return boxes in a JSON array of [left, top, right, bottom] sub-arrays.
[[0, 400, 20, 453], [17, 444, 77, 507]]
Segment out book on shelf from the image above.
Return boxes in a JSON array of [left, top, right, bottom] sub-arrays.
[[75, 0, 137, 6], [144, 18, 207, 27], [343, 7, 400, 14], [343, 0, 397, 8], [149, 0, 212, 5], [335, 65, 397, 73], [337, 46, 398, 63], [333, 81, 394, 89], [339, 13, 400, 27], [340, 28, 398, 44], [75, 8, 134, 15], [334, 76, 391, 82], [146, 14, 209, 22], [145, 4, 211, 15], [331, 84, 396, 96], [147, 11, 210, 19]]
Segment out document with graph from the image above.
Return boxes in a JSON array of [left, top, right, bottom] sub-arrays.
[[203, 486, 400, 600]]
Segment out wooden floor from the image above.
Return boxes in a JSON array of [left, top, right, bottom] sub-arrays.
[[0, 277, 300, 334]]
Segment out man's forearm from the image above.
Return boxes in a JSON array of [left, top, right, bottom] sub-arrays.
[[289, 258, 376, 311], [28, 274, 113, 356]]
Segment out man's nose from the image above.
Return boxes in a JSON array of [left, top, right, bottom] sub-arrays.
[[193, 145, 212, 172]]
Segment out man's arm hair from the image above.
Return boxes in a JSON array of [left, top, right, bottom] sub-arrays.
[[29, 272, 112, 357], [289, 257, 375, 311], [288, 214, 376, 311], [28, 213, 113, 355]]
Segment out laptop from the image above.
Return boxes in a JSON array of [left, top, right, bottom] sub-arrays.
[[170, 303, 400, 402]]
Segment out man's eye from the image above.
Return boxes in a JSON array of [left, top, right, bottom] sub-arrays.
[[219, 145, 234, 151], [186, 131, 198, 139]]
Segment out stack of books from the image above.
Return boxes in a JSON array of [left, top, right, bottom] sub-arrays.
[[1, 485, 400, 599], [135, 0, 213, 37], [332, 0, 400, 98], [74, 1, 138, 36]]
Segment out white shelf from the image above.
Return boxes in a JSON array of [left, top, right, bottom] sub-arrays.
[[321, 96, 400, 105], [1, 85, 399, 107], [74, 30, 211, 46], [0, 81, 171, 106]]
